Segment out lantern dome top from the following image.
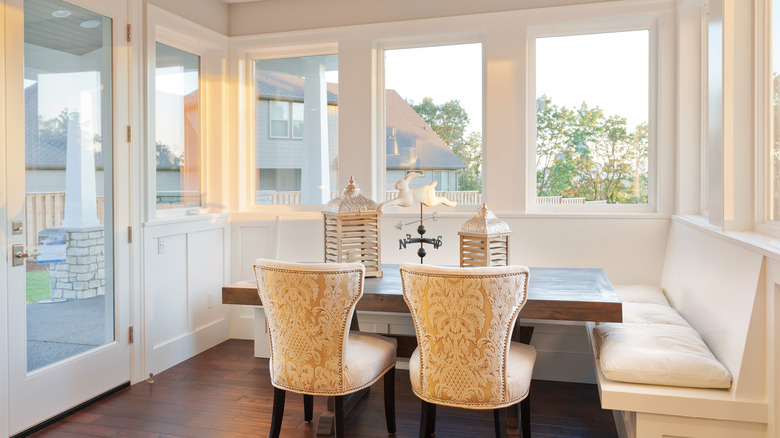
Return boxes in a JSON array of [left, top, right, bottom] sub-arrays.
[[323, 176, 378, 213], [459, 203, 511, 235]]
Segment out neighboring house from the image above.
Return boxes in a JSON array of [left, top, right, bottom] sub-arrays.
[[255, 72, 464, 202], [384, 89, 465, 191]]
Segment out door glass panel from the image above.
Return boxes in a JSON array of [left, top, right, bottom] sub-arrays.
[[155, 42, 201, 209], [24, 0, 114, 372]]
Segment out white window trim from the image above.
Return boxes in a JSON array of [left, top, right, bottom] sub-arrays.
[[238, 42, 338, 211], [375, 33, 486, 213], [145, 5, 226, 221], [526, 19, 660, 214], [755, 0, 780, 237]]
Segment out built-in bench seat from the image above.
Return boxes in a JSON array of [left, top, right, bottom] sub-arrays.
[[586, 217, 769, 438]]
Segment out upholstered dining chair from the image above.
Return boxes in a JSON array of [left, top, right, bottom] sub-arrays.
[[399, 263, 536, 438], [253, 259, 397, 438]]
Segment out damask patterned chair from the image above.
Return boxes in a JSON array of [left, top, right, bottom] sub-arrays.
[[400, 263, 536, 438], [254, 259, 397, 438]]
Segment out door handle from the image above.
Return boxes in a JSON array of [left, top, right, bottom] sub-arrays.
[[11, 244, 40, 267]]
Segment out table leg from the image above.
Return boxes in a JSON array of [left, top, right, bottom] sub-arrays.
[[507, 325, 535, 430], [315, 388, 371, 436]]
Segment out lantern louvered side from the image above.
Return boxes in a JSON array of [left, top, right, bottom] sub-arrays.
[[459, 233, 510, 268], [324, 212, 382, 277]]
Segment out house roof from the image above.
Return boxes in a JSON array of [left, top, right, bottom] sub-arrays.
[[256, 72, 465, 171], [256, 71, 339, 104]]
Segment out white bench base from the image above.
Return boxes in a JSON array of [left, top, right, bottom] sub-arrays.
[[587, 322, 768, 438]]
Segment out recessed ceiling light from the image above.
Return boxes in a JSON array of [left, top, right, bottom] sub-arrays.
[[51, 10, 71, 18], [80, 20, 101, 29]]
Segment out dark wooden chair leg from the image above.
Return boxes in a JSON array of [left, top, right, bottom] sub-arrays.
[[334, 395, 345, 438], [303, 394, 313, 422], [384, 367, 396, 433], [520, 394, 531, 438], [270, 387, 286, 438], [494, 407, 508, 438], [419, 399, 436, 438]]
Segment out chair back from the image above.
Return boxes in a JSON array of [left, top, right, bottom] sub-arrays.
[[400, 263, 530, 407], [254, 259, 365, 393]]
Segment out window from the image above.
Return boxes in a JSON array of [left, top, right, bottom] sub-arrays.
[[269, 101, 304, 139], [254, 54, 338, 205], [155, 42, 201, 209], [384, 43, 483, 206], [535, 30, 650, 206], [770, 0, 780, 220]]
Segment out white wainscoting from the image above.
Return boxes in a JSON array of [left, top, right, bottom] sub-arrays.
[[227, 213, 670, 383], [143, 215, 230, 376]]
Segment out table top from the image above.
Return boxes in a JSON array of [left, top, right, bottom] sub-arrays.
[[222, 265, 622, 323]]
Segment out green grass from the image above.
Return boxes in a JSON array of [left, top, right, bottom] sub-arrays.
[[26, 270, 52, 303]]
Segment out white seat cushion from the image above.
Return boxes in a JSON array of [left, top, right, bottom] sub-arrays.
[[594, 323, 731, 389], [343, 332, 397, 393], [409, 341, 536, 408], [621, 302, 691, 327], [613, 284, 670, 306]]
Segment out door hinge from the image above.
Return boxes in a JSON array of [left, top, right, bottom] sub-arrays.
[[129, 326, 134, 344], [126, 24, 131, 43], [126, 125, 131, 143], [128, 226, 133, 243]]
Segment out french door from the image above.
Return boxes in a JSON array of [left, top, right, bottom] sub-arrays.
[[5, 0, 130, 434]]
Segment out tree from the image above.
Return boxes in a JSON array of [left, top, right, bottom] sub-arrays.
[[409, 97, 482, 191], [156, 142, 182, 170], [536, 96, 649, 204]]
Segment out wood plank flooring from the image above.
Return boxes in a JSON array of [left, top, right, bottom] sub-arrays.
[[31, 339, 618, 438]]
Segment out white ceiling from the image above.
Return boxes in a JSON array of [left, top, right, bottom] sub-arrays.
[[221, 0, 260, 3]]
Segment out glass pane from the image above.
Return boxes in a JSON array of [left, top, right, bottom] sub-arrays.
[[23, 0, 114, 372], [255, 54, 338, 205], [155, 42, 201, 209], [536, 31, 649, 205], [384, 43, 483, 206], [292, 102, 304, 139], [772, 0, 780, 219], [270, 119, 289, 138]]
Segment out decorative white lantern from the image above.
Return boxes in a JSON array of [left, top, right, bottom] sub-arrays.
[[323, 176, 382, 277], [459, 203, 512, 267]]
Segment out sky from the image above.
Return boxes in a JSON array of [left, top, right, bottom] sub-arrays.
[[385, 43, 483, 135], [384, 30, 650, 135]]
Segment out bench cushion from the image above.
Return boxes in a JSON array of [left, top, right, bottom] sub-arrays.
[[613, 284, 670, 306], [594, 323, 732, 389], [621, 302, 691, 327]]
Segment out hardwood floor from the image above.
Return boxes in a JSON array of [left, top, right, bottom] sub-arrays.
[[31, 339, 618, 438]]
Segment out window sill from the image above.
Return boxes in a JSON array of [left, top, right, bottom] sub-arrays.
[[143, 212, 230, 228], [674, 215, 780, 261]]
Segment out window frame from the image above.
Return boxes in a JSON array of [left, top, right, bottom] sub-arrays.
[[375, 34, 485, 213], [145, 6, 226, 220], [241, 43, 339, 211], [526, 20, 659, 213], [757, 0, 780, 236]]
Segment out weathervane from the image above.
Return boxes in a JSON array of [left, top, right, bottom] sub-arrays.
[[377, 172, 456, 263]]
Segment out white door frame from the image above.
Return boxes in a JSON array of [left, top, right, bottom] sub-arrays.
[[5, 0, 132, 434], [1, 0, 10, 435]]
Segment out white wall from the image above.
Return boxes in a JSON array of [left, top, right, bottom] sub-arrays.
[[149, 0, 229, 35], [143, 217, 231, 376], [228, 0, 622, 36]]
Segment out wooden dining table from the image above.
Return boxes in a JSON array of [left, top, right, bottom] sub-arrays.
[[222, 264, 622, 436]]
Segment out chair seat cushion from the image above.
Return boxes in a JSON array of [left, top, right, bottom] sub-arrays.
[[342, 332, 397, 394], [613, 284, 671, 306], [594, 323, 732, 389], [621, 302, 691, 327], [409, 341, 536, 409]]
